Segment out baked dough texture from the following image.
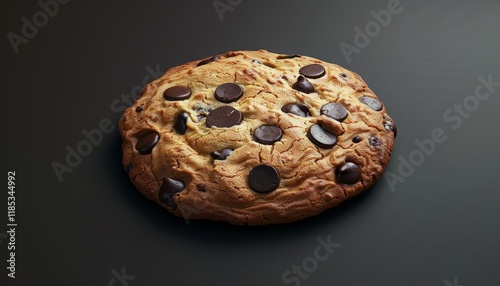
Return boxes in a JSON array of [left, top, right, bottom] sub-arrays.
[[119, 50, 396, 225]]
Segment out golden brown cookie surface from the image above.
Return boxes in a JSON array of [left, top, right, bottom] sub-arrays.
[[119, 50, 396, 225]]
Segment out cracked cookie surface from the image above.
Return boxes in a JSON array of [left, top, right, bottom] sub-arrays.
[[119, 50, 396, 225]]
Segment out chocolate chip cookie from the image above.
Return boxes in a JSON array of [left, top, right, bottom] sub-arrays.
[[119, 50, 396, 225]]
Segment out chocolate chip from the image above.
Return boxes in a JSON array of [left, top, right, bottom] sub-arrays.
[[320, 103, 348, 122], [193, 105, 212, 122], [277, 54, 301, 59], [384, 121, 397, 137], [340, 73, 349, 78], [174, 112, 189, 134], [196, 183, 207, 192], [359, 96, 382, 111], [197, 55, 220, 66], [215, 83, 243, 103], [135, 106, 144, 113], [252, 59, 263, 64], [336, 162, 362, 184], [163, 86, 191, 101], [369, 136, 381, 146], [135, 131, 159, 154], [210, 148, 234, 160], [206, 106, 242, 128], [299, 64, 326, 79], [292, 75, 315, 94], [281, 103, 310, 117], [307, 124, 337, 148], [254, 125, 283, 145], [248, 164, 280, 193], [352, 136, 362, 143], [159, 177, 185, 209]]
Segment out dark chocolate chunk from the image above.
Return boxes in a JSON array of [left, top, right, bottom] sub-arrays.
[[299, 64, 326, 79], [210, 148, 234, 160], [292, 75, 315, 94], [254, 125, 283, 145], [336, 162, 362, 184], [384, 120, 397, 137], [320, 103, 348, 122], [277, 54, 301, 59], [206, 106, 242, 128], [281, 103, 310, 117], [359, 96, 382, 111], [252, 59, 263, 64], [174, 112, 189, 134], [340, 73, 349, 78], [197, 55, 220, 66], [159, 177, 185, 208], [352, 136, 362, 143], [135, 106, 144, 113], [248, 164, 280, 193], [307, 124, 337, 149], [163, 86, 191, 101], [369, 136, 381, 147], [135, 131, 159, 154], [215, 83, 243, 103]]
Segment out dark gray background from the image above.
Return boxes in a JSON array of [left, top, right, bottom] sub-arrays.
[[1, 0, 499, 285]]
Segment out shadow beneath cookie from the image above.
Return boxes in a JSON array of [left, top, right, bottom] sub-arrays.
[[107, 129, 384, 245], [177, 181, 382, 245]]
